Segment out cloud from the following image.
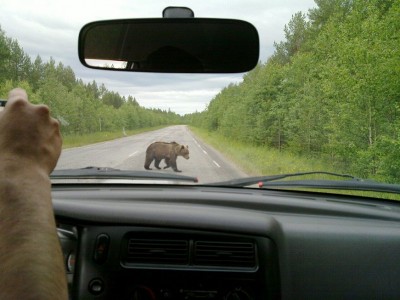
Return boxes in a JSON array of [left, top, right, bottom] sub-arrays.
[[77, 72, 244, 114], [135, 90, 220, 115], [0, 0, 316, 115]]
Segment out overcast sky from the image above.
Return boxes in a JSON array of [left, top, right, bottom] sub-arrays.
[[0, 0, 316, 115]]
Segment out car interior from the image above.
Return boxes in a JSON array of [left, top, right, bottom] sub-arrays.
[[56, 181, 400, 300], [51, 6, 400, 300]]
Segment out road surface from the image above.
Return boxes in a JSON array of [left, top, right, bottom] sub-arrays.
[[56, 125, 248, 183]]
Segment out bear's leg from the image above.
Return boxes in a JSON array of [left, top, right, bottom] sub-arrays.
[[163, 157, 171, 169], [171, 160, 181, 172], [144, 156, 153, 170], [154, 158, 162, 169]]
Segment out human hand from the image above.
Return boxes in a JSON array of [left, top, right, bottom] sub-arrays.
[[0, 88, 62, 175]]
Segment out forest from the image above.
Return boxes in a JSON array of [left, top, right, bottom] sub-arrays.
[[0, 30, 182, 135], [0, 0, 399, 183], [185, 0, 400, 183]]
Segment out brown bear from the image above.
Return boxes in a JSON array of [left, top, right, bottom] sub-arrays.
[[144, 141, 190, 172]]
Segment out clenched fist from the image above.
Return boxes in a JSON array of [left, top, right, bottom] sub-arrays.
[[0, 88, 62, 175]]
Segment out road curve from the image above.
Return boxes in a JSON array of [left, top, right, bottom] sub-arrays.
[[56, 125, 248, 183]]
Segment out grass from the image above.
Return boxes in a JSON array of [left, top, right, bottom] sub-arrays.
[[190, 127, 400, 201], [62, 126, 165, 149], [189, 127, 335, 176]]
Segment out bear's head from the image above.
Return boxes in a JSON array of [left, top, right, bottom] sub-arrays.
[[179, 145, 190, 160]]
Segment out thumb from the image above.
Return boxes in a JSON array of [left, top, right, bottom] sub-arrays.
[[7, 88, 29, 104]]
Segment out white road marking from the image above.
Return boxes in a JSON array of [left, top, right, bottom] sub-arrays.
[[203, 150, 208, 155], [193, 139, 201, 148], [129, 151, 138, 157], [213, 161, 221, 168]]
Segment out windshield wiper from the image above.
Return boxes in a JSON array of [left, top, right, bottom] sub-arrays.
[[51, 166, 198, 183], [211, 171, 360, 186], [210, 171, 400, 194]]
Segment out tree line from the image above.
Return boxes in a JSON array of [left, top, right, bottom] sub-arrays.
[[0, 28, 182, 135], [185, 0, 400, 182]]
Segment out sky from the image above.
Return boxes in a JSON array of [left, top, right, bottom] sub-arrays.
[[0, 0, 316, 115]]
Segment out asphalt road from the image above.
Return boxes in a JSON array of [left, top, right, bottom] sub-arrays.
[[56, 125, 248, 183]]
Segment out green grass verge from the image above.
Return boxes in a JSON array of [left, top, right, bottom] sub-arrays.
[[189, 127, 335, 176], [62, 126, 165, 149], [190, 127, 400, 201]]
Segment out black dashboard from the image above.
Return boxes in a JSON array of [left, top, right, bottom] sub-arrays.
[[54, 184, 400, 299]]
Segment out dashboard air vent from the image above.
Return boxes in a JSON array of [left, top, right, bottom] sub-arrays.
[[194, 241, 256, 268], [127, 239, 189, 265]]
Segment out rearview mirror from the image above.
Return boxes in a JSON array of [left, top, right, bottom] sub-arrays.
[[78, 18, 259, 73]]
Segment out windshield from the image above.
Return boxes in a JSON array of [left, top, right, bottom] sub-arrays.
[[1, 0, 399, 197]]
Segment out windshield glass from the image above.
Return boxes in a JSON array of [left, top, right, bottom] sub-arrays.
[[1, 0, 399, 197]]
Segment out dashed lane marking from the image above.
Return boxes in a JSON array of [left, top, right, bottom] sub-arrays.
[[193, 138, 217, 166], [129, 151, 138, 157], [213, 161, 221, 168]]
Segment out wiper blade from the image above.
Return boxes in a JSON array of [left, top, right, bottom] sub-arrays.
[[211, 171, 400, 194], [211, 171, 360, 187], [258, 179, 400, 194], [51, 166, 198, 183]]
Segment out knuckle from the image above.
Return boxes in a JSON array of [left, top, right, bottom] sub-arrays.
[[8, 98, 28, 109], [8, 88, 28, 101], [51, 118, 61, 129], [36, 104, 50, 116]]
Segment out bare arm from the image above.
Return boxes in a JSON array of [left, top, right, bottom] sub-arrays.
[[0, 89, 67, 299]]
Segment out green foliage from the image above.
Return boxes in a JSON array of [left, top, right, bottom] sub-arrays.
[[191, 127, 400, 200], [272, 12, 310, 64], [190, 127, 337, 176], [188, 0, 400, 183], [0, 26, 183, 139]]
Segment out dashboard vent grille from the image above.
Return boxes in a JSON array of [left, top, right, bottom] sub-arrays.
[[194, 241, 256, 268], [127, 239, 189, 265]]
